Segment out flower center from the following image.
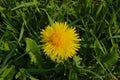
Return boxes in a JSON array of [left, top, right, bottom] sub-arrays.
[[51, 33, 63, 47]]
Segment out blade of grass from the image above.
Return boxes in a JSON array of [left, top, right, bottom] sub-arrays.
[[11, 1, 38, 11]]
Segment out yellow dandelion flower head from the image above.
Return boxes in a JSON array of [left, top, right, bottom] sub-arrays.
[[40, 22, 80, 62]]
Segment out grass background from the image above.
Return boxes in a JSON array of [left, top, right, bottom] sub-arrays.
[[0, 0, 120, 80]]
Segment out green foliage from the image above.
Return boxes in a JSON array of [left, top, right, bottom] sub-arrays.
[[0, 0, 120, 80], [25, 38, 42, 64], [0, 65, 15, 80]]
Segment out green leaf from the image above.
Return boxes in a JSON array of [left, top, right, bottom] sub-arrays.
[[18, 26, 24, 42], [3, 42, 10, 51], [73, 55, 82, 68], [44, 11, 54, 26], [25, 38, 42, 65], [15, 68, 38, 80], [69, 69, 78, 80], [15, 69, 27, 80], [11, 1, 38, 11], [94, 40, 107, 55], [96, 3, 103, 17], [101, 44, 119, 66], [2, 46, 16, 67], [0, 6, 6, 12], [0, 65, 15, 80]]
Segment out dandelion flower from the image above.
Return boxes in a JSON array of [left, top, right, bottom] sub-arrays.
[[40, 22, 80, 62]]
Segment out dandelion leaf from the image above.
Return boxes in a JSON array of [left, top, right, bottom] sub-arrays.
[[25, 38, 42, 65]]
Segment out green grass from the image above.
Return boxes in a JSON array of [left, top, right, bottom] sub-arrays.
[[0, 0, 120, 80]]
